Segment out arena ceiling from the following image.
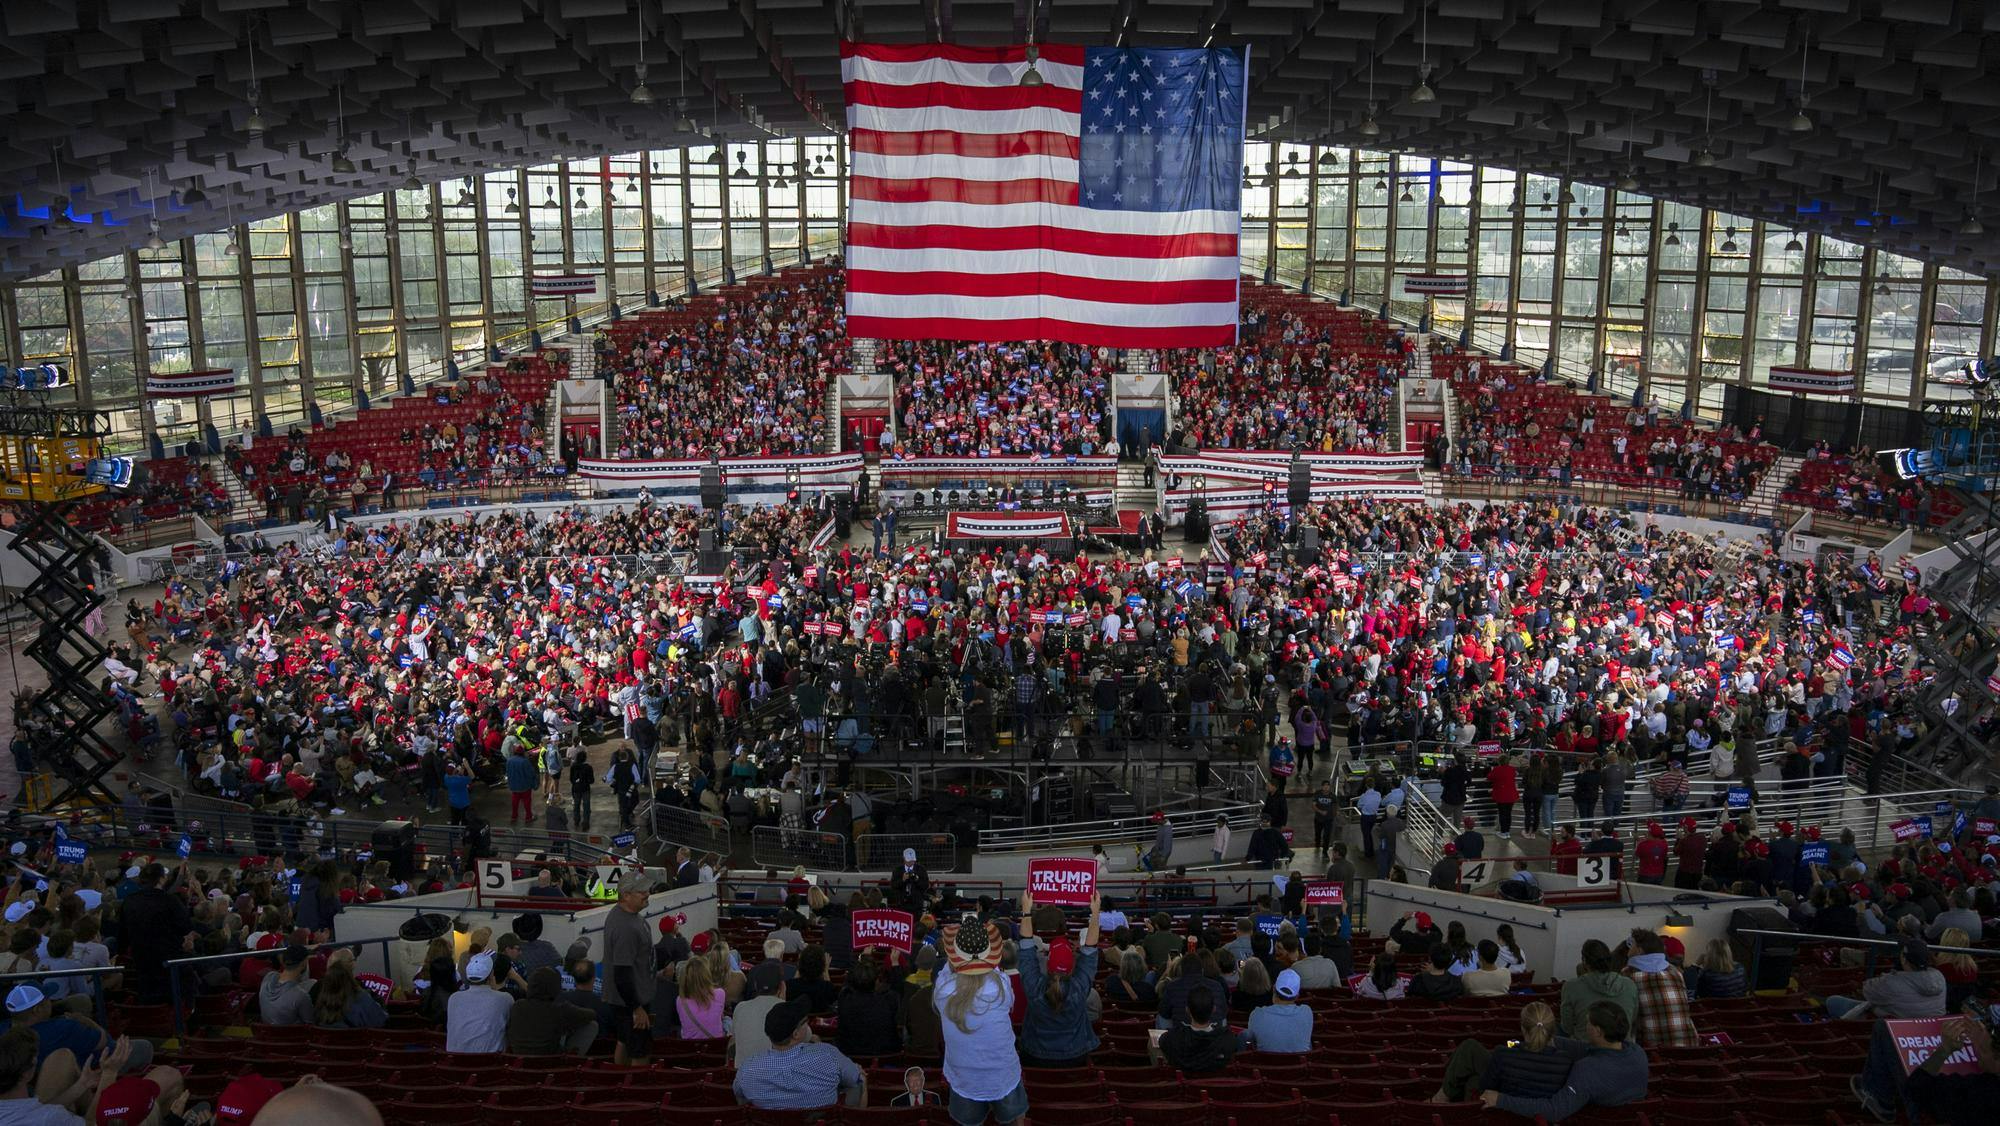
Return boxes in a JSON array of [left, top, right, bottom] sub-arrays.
[[1, 0, 1996, 281]]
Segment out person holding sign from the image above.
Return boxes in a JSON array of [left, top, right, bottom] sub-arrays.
[[1016, 890, 1102, 1068], [932, 914, 1026, 1126], [1853, 1009, 2000, 1124]]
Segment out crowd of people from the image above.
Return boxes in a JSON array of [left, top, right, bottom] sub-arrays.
[[603, 275, 838, 460], [1782, 443, 1951, 529], [91, 498, 834, 827], [1441, 357, 1778, 503], [1161, 301, 1408, 453], [883, 340, 1113, 459]]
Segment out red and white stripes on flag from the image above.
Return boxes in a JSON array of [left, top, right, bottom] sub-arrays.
[[840, 42, 1242, 347], [145, 369, 237, 397]]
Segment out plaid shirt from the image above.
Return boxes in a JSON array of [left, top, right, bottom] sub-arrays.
[[1630, 968, 1700, 1048]]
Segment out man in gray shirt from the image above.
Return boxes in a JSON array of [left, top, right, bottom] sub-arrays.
[[1924, 890, 1984, 943], [256, 946, 314, 1026], [602, 871, 659, 1066]]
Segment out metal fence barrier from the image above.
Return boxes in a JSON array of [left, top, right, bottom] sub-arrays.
[[750, 824, 849, 872], [856, 832, 958, 874], [650, 802, 732, 859]]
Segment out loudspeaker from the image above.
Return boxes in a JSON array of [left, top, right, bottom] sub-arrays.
[[697, 529, 716, 553], [1287, 459, 1312, 508], [1182, 504, 1209, 543], [1295, 526, 1320, 565], [371, 820, 418, 880], [1727, 905, 1797, 990], [700, 466, 725, 511]]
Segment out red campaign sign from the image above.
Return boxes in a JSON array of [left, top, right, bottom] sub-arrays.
[[1028, 857, 1098, 906], [851, 909, 914, 953], [1280, 828, 1295, 843], [1304, 883, 1345, 907], [1119, 628, 1138, 642], [1974, 817, 1997, 836], [1890, 819, 1924, 842], [1886, 1018, 1985, 1076], [356, 973, 395, 1004]]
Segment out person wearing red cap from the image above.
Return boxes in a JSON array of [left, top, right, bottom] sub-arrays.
[[1016, 891, 1102, 1067], [214, 1075, 286, 1126], [1635, 823, 1669, 885]]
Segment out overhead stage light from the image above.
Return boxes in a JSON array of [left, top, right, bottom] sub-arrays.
[[331, 150, 357, 174]]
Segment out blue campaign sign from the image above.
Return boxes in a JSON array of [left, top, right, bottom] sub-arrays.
[[288, 878, 303, 901], [1725, 787, 1752, 809], [54, 826, 86, 865], [176, 835, 192, 859], [612, 832, 637, 849], [1255, 913, 1285, 938], [1799, 842, 1830, 868]]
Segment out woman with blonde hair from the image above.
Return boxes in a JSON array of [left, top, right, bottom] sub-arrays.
[[1935, 927, 1980, 1011], [1692, 937, 1746, 999], [1434, 1001, 1571, 1103], [458, 926, 492, 975], [676, 951, 728, 1039]]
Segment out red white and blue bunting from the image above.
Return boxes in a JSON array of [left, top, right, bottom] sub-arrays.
[[944, 511, 1074, 540]]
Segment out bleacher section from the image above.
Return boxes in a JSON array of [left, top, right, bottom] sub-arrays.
[[1434, 349, 1779, 498], [124, 901, 1956, 1126], [220, 353, 569, 527], [1164, 284, 1407, 454]]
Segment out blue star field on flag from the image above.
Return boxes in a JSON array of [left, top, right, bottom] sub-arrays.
[[1079, 47, 1247, 213]]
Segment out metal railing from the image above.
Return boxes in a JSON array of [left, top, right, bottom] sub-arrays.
[[1403, 779, 1979, 867], [976, 800, 1262, 853], [164, 937, 407, 1037], [0, 967, 114, 1026], [46, 792, 613, 870], [855, 832, 958, 874], [648, 801, 731, 859], [750, 824, 849, 871]]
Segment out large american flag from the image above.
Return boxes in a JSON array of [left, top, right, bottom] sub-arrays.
[[841, 42, 1247, 348]]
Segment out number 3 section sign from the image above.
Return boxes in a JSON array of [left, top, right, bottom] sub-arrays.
[[1576, 854, 1616, 889]]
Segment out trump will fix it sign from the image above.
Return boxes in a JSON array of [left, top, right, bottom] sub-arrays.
[[1028, 857, 1097, 906], [852, 909, 914, 953]]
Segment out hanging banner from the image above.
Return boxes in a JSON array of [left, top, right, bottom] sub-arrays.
[[1768, 366, 1856, 396], [1393, 274, 1470, 298], [945, 511, 1074, 540], [146, 369, 237, 397], [530, 274, 600, 297]]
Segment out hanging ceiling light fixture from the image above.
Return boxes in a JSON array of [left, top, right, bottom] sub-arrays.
[[1692, 82, 1716, 167], [1020, 0, 1045, 88], [330, 86, 356, 173], [1784, 233, 1804, 252], [1964, 150, 1987, 237], [181, 182, 206, 206], [504, 186, 520, 214], [631, 3, 654, 104], [1664, 221, 1682, 247], [402, 170, 423, 191], [1720, 226, 1739, 253], [1410, 3, 1436, 104], [540, 185, 559, 208], [1399, 183, 1414, 203], [575, 185, 589, 211], [47, 145, 71, 223], [222, 201, 241, 256], [243, 23, 268, 134], [142, 169, 166, 249], [1358, 55, 1380, 137], [1787, 20, 1813, 133], [458, 180, 476, 207]]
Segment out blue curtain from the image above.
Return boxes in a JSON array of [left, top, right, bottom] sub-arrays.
[[1118, 408, 1166, 451]]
